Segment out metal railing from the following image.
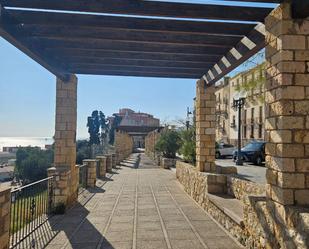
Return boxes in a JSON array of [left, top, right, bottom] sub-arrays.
[[9, 176, 54, 248], [78, 164, 88, 191]]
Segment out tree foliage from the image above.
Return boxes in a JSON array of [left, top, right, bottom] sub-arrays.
[[15, 147, 54, 183], [155, 129, 181, 159], [76, 140, 91, 164], [109, 115, 123, 145], [179, 126, 196, 164], [87, 110, 101, 145]]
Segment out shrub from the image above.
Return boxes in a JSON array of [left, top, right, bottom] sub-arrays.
[[15, 147, 54, 183], [179, 127, 196, 164], [155, 129, 181, 159]]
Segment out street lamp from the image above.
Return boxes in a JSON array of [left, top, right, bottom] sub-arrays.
[[232, 92, 246, 166], [186, 107, 192, 130]]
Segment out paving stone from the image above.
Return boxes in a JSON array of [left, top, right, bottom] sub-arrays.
[[136, 240, 168, 249], [170, 239, 204, 249], [43, 153, 240, 249], [167, 229, 196, 240], [136, 229, 165, 240]]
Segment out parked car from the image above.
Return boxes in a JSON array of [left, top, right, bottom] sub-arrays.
[[233, 141, 265, 165], [215, 142, 236, 159]]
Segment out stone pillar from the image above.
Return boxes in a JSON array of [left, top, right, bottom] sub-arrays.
[[106, 154, 113, 172], [53, 75, 78, 207], [195, 80, 216, 172], [112, 153, 117, 168], [83, 159, 97, 188], [0, 186, 10, 249], [265, 2, 309, 206], [96, 156, 107, 177]]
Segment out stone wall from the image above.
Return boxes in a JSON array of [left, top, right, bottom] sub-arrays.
[[176, 160, 309, 248], [114, 130, 134, 163], [0, 186, 10, 249]]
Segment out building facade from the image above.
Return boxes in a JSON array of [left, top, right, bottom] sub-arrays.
[[110, 108, 161, 148], [215, 63, 265, 146]]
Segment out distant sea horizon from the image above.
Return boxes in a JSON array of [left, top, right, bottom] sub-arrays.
[[0, 137, 88, 152]]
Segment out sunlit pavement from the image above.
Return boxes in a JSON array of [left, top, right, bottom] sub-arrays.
[[27, 153, 243, 249]]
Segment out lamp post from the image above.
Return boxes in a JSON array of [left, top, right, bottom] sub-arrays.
[[186, 107, 192, 130], [232, 93, 246, 166]]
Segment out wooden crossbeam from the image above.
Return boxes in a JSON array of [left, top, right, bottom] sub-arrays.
[[48, 49, 222, 63], [202, 24, 266, 87], [215, 0, 281, 2], [0, 6, 69, 81], [0, 0, 273, 22], [70, 69, 199, 79], [5, 9, 255, 36], [69, 64, 205, 75], [15, 25, 241, 47], [29, 37, 230, 55], [292, 0, 309, 19], [63, 57, 213, 69]]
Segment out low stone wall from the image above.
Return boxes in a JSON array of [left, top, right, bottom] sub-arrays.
[[115, 131, 134, 163], [176, 161, 244, 242], [176, 161, 309, 248], [0, 186, 10, 249]]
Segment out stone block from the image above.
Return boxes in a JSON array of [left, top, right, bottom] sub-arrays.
[[296, 159, 309, 172], [266, 169, 278, 185], [277, 172, 305, 189], [295, 190, 309, 206], [271, 185, 294, 205], [276, 116, 304, 129], [276, 144, 304, 158]]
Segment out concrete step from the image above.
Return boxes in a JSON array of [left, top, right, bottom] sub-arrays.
[[207, 193, 244, 227]]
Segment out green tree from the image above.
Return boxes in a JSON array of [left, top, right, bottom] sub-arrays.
[[87, 110, 100, 146], [179, 126, 196, 164], [155, 129, 181, 158], [76, 140, 91, 164], [99, 111, 109, 148], [15, 147, 54, 183], [109, 115, 122, 145]]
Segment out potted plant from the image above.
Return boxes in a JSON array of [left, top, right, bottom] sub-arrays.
[[155, 129, 181, 169]]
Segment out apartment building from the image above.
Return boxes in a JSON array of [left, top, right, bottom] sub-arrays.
[[215, 62, 265, 146]]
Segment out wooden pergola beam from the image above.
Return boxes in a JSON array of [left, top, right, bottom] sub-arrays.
[[0, 0, 273, 22], [15, 25, 241, 47], [68, 64, 206, 75], [0, 6, 70, 81], [48, 49, 222, 63], [63, 58, 213, 69], [202, 24, 266, 87], [70, 69, 199, 79], [5, 9, 255, 36], [29, 37, 230, 55]]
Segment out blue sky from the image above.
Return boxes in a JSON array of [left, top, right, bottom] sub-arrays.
[[0, 0, 272, 138], [0, 38, 196, 138]]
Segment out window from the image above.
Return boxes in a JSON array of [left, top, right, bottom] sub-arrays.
[[244, 125, 247, 139], [258, 124, 263, 138], [244, 110, 247, 125], [232, 115, 236, 126], [259, 106, 263, 123], [251, 108, 254, 123], [251, 124, 254, 138]]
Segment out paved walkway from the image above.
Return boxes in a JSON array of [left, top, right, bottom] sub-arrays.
[[25, 153, 242, 249]]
